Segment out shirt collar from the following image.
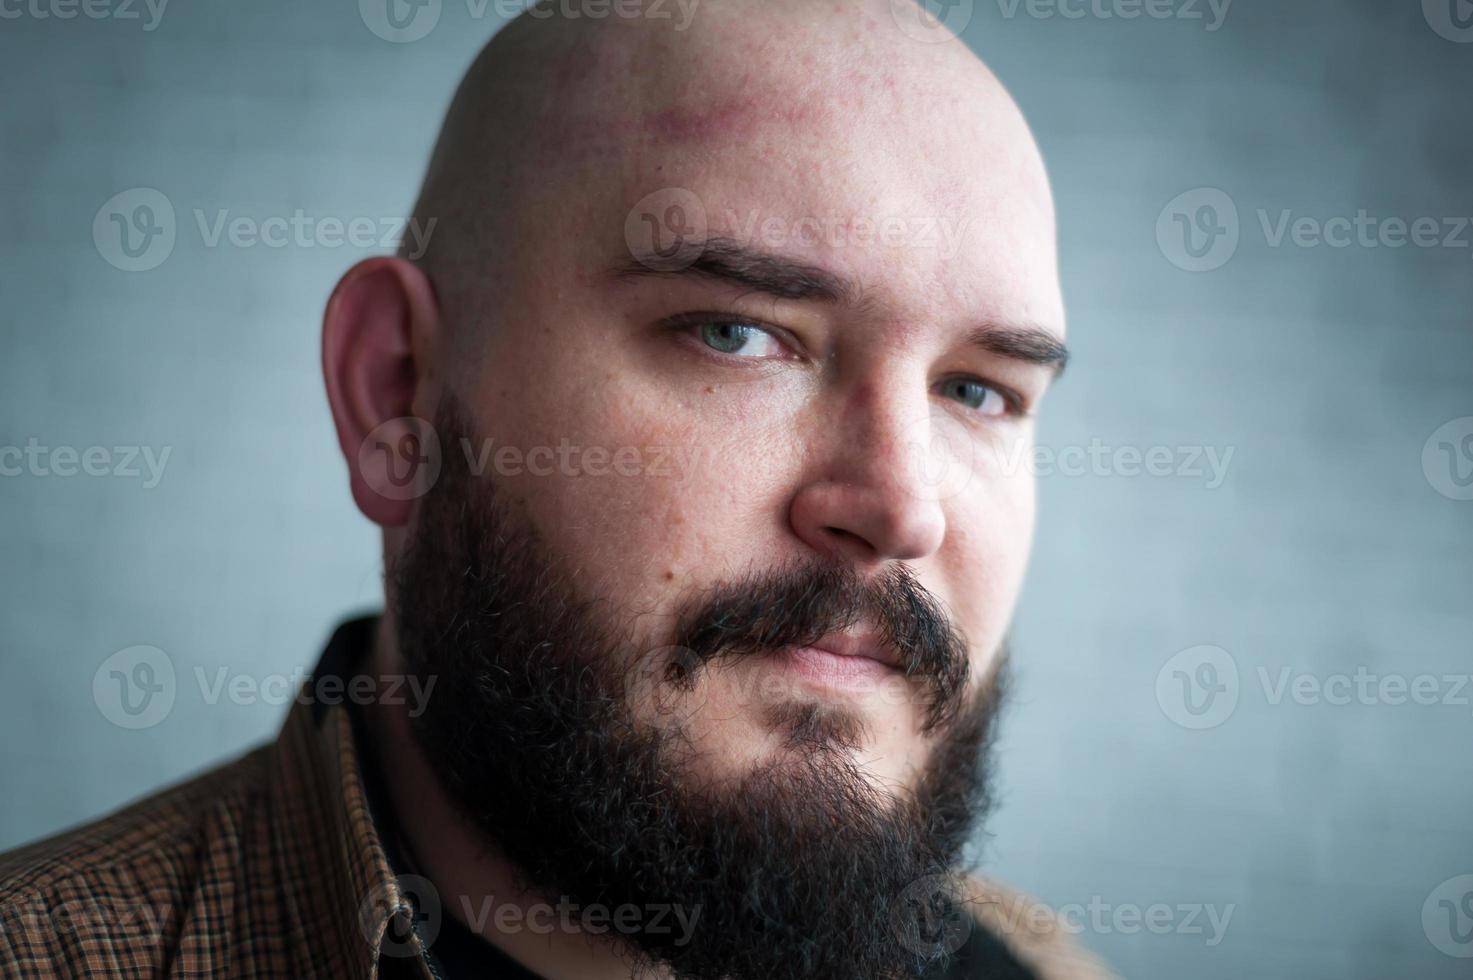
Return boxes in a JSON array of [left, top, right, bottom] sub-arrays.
[[266, 615, 435, 980]]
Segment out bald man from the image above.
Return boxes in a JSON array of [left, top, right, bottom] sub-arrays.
[[0, 2, 1112, 978]]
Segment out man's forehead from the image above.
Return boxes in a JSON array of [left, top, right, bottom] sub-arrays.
[[538, 62, 1054, 260], [504, 2, 1029, 169], [599, 151, 1064, 324], [418, 1, 1060, 337], [523, 93, 836, 173]]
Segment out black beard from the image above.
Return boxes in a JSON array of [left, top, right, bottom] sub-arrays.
[[390, 396, 1011, 980]]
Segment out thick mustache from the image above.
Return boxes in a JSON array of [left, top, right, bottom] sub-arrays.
[[669, 562, 970, 731]]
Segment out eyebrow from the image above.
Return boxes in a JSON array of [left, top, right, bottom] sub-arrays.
[[616, 236, 855, 302], [615, 237, 1069, 374], [969, 324, 1070, 376]]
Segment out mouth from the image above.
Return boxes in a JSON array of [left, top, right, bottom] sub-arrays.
[[772, 629, 904, 692]]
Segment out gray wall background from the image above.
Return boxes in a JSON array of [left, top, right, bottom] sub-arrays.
[[2, 2, 1470, 977]]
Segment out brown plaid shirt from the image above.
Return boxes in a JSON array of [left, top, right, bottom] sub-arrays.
[[0, 617, 1111, 979]]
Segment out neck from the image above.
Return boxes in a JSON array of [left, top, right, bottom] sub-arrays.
[[361, 612, 667, 980]]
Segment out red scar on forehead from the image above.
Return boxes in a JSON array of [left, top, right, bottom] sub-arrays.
[[534, 96, 832, 166], [640, 97, 829, 144], [527, 95, 824, 166]]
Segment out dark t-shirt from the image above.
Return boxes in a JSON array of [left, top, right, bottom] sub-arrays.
[[423, 910, 546, 980]]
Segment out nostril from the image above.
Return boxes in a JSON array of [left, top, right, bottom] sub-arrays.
[[822, 526, 873, 558]]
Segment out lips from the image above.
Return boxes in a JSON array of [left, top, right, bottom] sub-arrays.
[[783, 638, 900, 690], [803, 628, 902, 671], [783, 628, 908, 692]]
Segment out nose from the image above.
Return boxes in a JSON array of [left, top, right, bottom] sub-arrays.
[[788, 388, 949, 567]]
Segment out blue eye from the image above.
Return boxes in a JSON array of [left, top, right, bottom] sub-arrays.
[[698, 321, 786, 358], [940, 377, 1010, 417]]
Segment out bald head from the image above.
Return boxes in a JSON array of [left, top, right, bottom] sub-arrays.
[[405, 0, 1058, 349]]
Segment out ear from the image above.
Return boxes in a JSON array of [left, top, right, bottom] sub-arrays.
[[322, 257, 442, 527]]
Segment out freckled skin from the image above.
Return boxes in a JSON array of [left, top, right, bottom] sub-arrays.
[[400, 0, 1062, 797]]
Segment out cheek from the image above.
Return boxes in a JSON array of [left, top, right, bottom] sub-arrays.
[[938, 473, 1035, 670], [467, 331, 800, 631]]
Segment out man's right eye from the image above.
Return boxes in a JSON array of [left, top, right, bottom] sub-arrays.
[[695, 320, 788, 359]]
